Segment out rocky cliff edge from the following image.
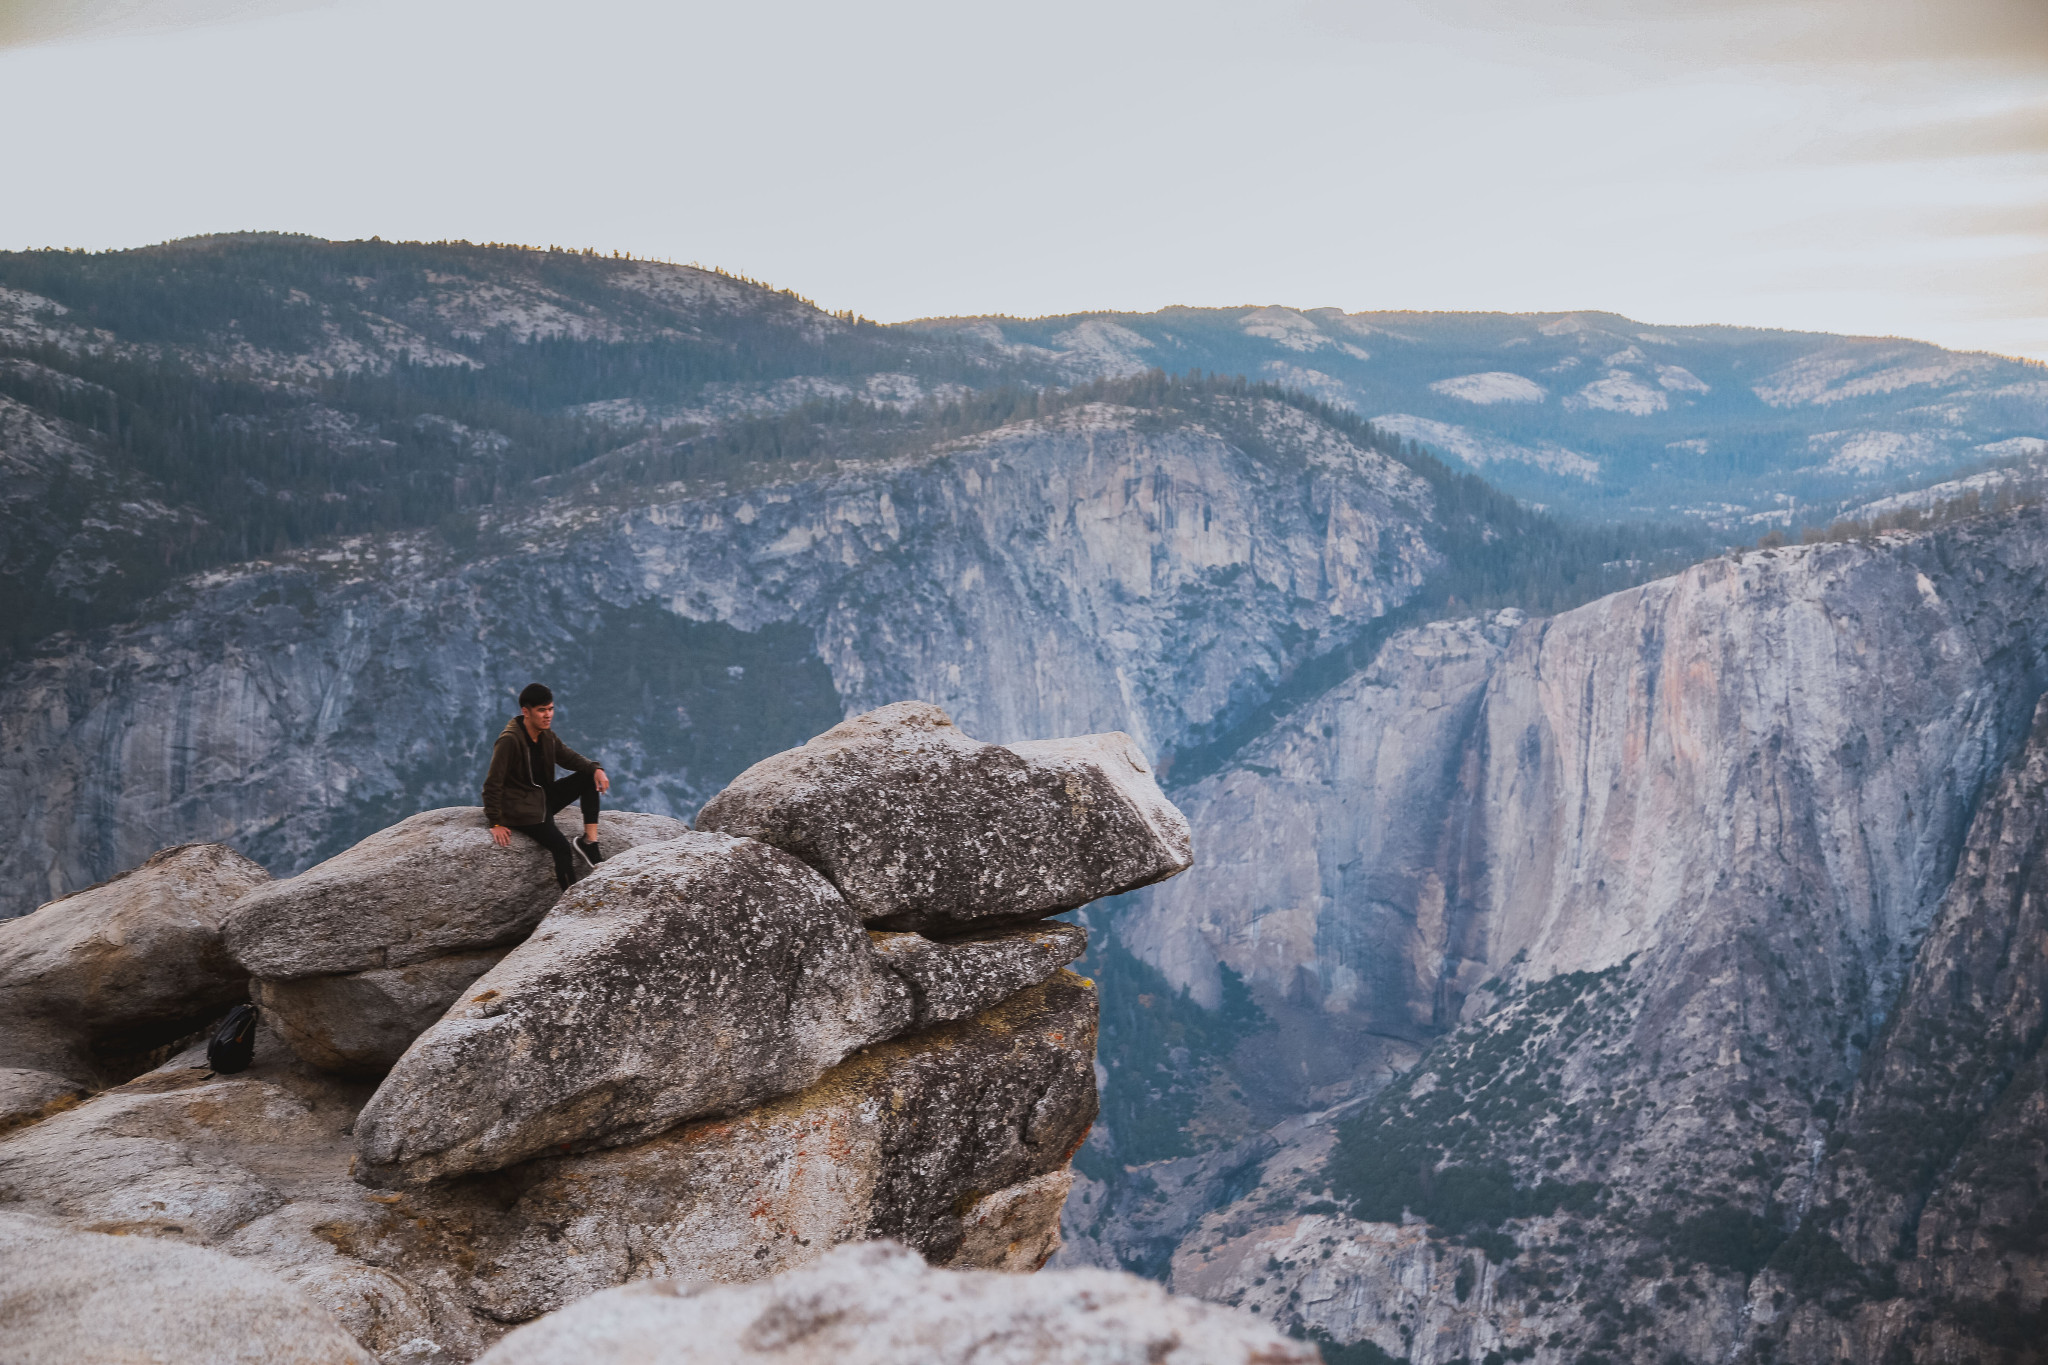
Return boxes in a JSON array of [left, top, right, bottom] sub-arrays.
[[0, 702, 1297, 1365]]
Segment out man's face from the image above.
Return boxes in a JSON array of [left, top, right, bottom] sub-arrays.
[[523, 703, 555, 731]]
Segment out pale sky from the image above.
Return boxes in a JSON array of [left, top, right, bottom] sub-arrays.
[[2, 0, 2044, 358]]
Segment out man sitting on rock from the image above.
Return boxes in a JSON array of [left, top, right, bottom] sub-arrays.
[[484, 683, 611, 889]]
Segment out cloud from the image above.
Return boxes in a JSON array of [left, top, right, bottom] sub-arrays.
[[1716, 0, 2048, 70], [1359, 1, 2048, 260], [1427, 0, 2048, 71], [0, 0, 344, 50], [1920, 203, 2048, 240], [1828, 104, 2048, 162]]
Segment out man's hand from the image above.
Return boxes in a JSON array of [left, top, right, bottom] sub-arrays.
[[490, 825, 511, 847], [594, 767, 610, 795]]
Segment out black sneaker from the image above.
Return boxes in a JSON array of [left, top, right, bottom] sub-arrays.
[[575, 837, 603, 868]]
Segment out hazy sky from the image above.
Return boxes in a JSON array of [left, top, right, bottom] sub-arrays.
[[2, 0, 2043, 358]]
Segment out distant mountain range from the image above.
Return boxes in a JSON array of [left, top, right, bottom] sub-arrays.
[[908, 307, 2048, 525]]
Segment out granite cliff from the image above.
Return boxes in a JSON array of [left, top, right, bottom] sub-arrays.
[[0, 389, 1442, 919], [1070, 505, 2048, 1364]]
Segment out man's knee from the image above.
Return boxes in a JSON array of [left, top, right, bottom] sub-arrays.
[[545, 772, 599, 818]]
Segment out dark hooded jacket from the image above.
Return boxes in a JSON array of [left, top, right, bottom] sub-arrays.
[[481, 716, 599, 827]]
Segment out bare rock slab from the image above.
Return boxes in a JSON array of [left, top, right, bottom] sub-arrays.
[[696, 702, 1193, 934], [0, 974, 1098, 1362], [0, 1210, 373, 1365], [0, 1069, 87, 1138], [475, 1239, 1317, 1365], [255, 949, 510, 1077], [352, 832, 900, 1185], [0, 842, 268, 1078], [354, 834, 1088, 1187], [223, 808, 690, 979], [458, 971, 1100, 1321]]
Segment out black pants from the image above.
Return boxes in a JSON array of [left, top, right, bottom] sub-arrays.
[[509, 770, 601, 888]]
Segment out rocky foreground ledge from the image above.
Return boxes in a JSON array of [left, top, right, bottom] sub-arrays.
[[0, 703, 1301, 1364]]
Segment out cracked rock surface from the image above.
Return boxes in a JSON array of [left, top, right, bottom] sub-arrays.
[[0, 707, 1191, 1363], [0, 975, 1097, 1362], [0, 841, 268, 1087], [0, 1210, 375, 1365], [696, 702, 1191, 934], [255, 949, 511, 1078], [222, 808, 690, 980], [871, 920, 1087, 1028], [353, 833, 1086, 1186]]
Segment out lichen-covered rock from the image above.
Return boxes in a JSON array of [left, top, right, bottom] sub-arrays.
[[0, 974, 1099, 1362], [352, 832, 904, 1186], [474, 1239, 1316, 1365], [454, 972, 1100, 1320], [255, 949, 510, 1077], [0, 1210, 373, 1365], [695, 703, 1192, 934], [222, 808, 690, 979], [871, 920, 1086, 1026], [953, 1168, 1075, 1272], [0, 842, 268, 1080], [353, 837, 1088, 1189]]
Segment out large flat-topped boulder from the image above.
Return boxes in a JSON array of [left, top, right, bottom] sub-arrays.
[[255, 949, 511, 1077], [353, 834, 1087, 1187], [222, 808, 690, 979], [0, 842, 268, 1078], [695, 702, 1193, 934], [474, 1238, 1317, 1365], [0, 1210, 373, 1365], [353, 832, 900, 1186]]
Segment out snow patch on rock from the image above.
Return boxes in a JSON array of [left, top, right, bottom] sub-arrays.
[[1975, 436, 2048, 460], [1049, 320, 1154, 377], [1753, 345, 1999, 407], [1260, 361, 1353, 405], [1428, 371, 1546, 405], [1238, 307, 1332, 352], [1808, 429, 1947, 475], [1565, 372, 1669, 416], [1655, 363, 1710, 393], [1373, 413, 1600, 481]]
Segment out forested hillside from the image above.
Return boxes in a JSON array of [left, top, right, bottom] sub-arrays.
[[0, 235, 998, 658], [915, 307, 2048, 525], [0, 234, 1715, 668]]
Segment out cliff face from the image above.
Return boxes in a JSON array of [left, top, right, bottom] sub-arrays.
[[1081, 507, 2048, 1363], [1, 400, 1432, 917], [1769, 696, 2048, 1363]]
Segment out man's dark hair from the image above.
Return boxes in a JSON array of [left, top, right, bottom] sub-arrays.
[[518, 682, 554, 708]]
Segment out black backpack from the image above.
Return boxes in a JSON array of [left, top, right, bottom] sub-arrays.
[[207, 1003, 259, 1074]]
